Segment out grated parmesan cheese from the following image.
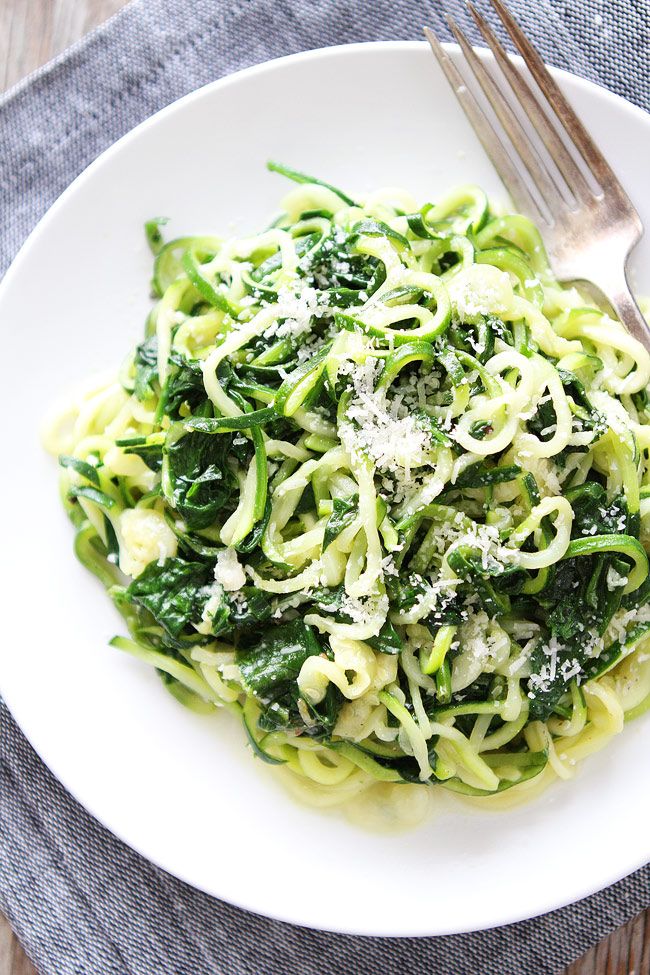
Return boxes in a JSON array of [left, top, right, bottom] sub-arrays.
[[606, 566, 628, 590], [446, 264, 514, 322], [214, 547, 247, 591], [263, 285, 330, 341]]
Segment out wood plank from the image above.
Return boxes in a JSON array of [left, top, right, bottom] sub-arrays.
[[11, 942, 38, 975], [564, 910, 650, 975], [0, 0, 127, 93], [0, 1, 648, 974], [0, 915, 17, 975]]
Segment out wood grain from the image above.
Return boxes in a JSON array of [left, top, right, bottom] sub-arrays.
[[0, 1, 648, 973], [0, 0, 127, 92]]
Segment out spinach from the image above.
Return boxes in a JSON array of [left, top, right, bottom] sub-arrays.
[[133, 342, 208, 420], [305, 227, 386, 297], [385, 572, 431, 612], [162, 428, 236, 530], [468, 420, 494, 440], [295, 483, 317, 516], [235, 497, 272, 554], [133, 335, 159, 401], [385, 572, 465, 629], [526, 370, 607, 465], [310, 584, 402, 654], [367, 618, 403, 655], [558, 369, 608, 428], [237, 621, 343, 736], [164, 351, 209, 420], [322, 496, 358, 552], [251, 233, 320, 282], [447, 314, 507, 363], [411, 409, 453, 447], [351, 218, 409, 247], [103, 515, 120, 565], [224, 587, 273, 632], [445, 546, 513, 615], [567, 484, 631, 537], [126, 558, 215, 638], [527, 499, 632, 719], [115, 434, 165, 472], [525, 390, 557, 443], [444, 461, 521, 492]]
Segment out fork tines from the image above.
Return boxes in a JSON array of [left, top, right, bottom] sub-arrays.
[[423, 0, 626, 227]]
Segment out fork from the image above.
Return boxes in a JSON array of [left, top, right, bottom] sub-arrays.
[[423, 0, 650, 350]]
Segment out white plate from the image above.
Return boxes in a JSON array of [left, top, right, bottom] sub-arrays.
[[2, 42, 650, 938]]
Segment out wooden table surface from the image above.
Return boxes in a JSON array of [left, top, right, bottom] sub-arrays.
[[1, 1, 649, 973]]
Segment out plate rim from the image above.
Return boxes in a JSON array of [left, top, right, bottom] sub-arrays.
[[2, 39, 650, 937], [3, 39, 649, 299]]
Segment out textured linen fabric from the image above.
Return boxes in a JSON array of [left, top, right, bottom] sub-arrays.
[[1, 1, 650, 972]]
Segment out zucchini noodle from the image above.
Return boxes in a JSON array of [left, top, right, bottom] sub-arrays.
[[45, 161, 650, 827]]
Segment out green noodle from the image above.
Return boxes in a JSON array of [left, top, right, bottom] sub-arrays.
[[44, 163, 650, 820]]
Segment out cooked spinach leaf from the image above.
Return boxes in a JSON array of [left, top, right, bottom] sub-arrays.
[[162, 428, 236, 530], [238, 621, 343, 736]]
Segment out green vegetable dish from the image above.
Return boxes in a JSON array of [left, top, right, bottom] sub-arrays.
[[46, 162, 650, 817]]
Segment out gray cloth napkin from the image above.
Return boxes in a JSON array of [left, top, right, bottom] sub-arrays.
[[2, 1, 650, 972]]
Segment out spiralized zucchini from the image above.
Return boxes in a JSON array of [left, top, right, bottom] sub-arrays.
[[45, 161, 650, 823]]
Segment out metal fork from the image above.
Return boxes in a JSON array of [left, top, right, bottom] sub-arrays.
[[424, 0, 650, 349]]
